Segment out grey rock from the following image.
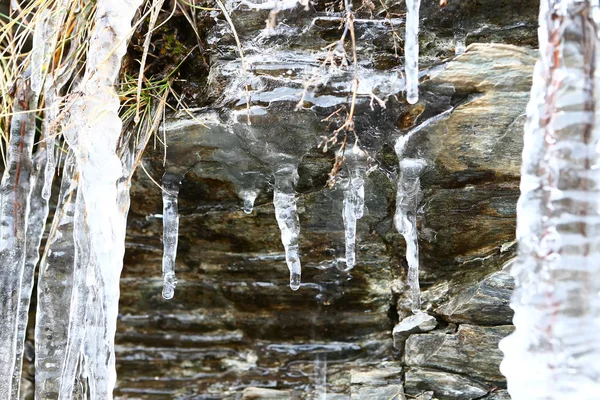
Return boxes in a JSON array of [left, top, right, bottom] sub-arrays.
[[241, 387, 292, 399], [405, 368, 489, 400], [436, 263, 515, 325], [351, 385, 406, 400], [393, 312, 438, 349], [483, 389, 511, 399], [350, 363, 403, 386], [405, 325, 514, 384], [415, 391, 435, 400]]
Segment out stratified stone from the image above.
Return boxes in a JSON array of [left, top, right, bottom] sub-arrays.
[[405, 325, 513, 384], [393, 313, 438, 349], [483, 389, 511, 399], [436, 264, 514, 325], [350, 364, 403, 386], [241, 387, 292, 399], [350, 385, 406, 400], [414, 391, 435, 400], [350, 363, 405, 400], [405, 367, 489, 399]]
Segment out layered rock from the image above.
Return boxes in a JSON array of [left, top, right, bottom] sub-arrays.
[[111, 1, 538, 398]]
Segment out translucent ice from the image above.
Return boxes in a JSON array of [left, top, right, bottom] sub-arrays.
[[404, 0, 421, 104], [161, 173, 183, 300], [273, 165, 302, 290], [499, 2, 600, 399], [341, 151, 366, 270]]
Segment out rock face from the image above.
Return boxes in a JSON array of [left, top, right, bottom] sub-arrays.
[[112, 1, 538, 399]]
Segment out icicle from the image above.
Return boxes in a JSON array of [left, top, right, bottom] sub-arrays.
[[161, 172, 182, 300], [55, 0, 143, 397], [341, 151, 366, 271], [240, 188, 259, 214], [0, 76, 36, 398], [404, 0, 421, 104], [34, 153, 78, 399], [273, 164, 302, 290], [499, 2, 600, 399], [394, 157, 426, 313]]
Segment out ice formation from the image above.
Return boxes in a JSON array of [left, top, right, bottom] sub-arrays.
[[0, 5, 67, 395], [394, 154, 426, 313], [392, 109, 452, 313], [241, 189, 259, 214], [32, 0, 143, 397], [404, 0, 422, 104], [161, 173, 183, 300], [0, 75, 37, 399], [499, 1, 600, 399], [341, 151, 366, 270], [273, 164, 302, 290]]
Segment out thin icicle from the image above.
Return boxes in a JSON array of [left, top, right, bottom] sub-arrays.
[[394, 157, 426, 313], [273, 164, 302, 290], [404, 0, 421, 104], [161, 172, 182, 300], [341, 151, 365, 271], [0, 76, 36, 398], [393, 110, 452, 313], [34, 152, 78, 399]]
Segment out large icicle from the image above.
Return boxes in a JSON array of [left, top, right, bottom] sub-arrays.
[[499, 1, 600, 399], [404, 0, 421, 104], [341, 151, 366, 271], [0, 7, 64, 397], [161, 172, 183, 300], [273, 164, 302, 290], [0, 75, 36, 399], [56, 0, 143, 397]]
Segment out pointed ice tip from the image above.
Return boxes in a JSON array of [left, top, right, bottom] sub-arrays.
[[406, 92, 419, 105], [243, 202, 254, 214], [162, 285, 175, 300], [290, 273, 301, 291]]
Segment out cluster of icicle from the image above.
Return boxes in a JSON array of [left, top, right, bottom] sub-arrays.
[[0, 0, 146, 398], [499, 1, 600, 399], [161, 0, 426, 305], [0, 0, 428, 396]]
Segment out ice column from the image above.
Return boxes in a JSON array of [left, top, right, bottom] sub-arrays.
[[273, 164, 302, 290], [57, 0, 143, 397], [0, 76, 36, 399], [404, 0, 422, 104], [394, 157, 426, 313], [499, 1, 600, 399], [161, 172, 183, 300], [341, 151, 366, 270]]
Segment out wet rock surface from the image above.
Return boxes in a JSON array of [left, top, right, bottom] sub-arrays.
[[113, 0, 538, 398]]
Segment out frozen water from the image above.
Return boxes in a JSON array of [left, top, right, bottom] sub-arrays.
[[273, 165, 302, 290], [499, 2, 600, 399], [404, 0, 422, 104], [161, 173, 183, 300]]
